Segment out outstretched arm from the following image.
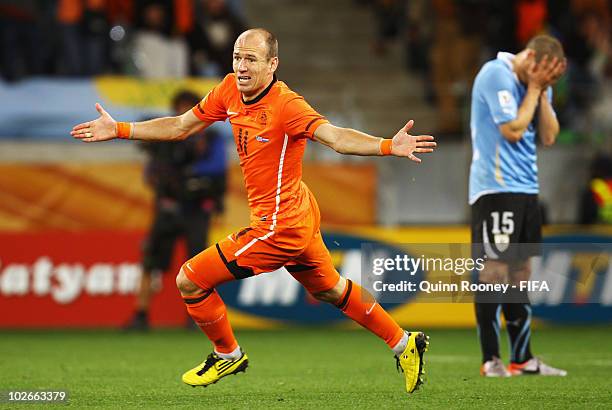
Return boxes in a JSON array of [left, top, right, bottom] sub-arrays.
[[71, 103, 210, 142], [313, 120, 436, 163]]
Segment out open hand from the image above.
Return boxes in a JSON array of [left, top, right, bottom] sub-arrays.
[[527, 56, 567, 91], [391, 120, 436, 163], [71, 103, 117, 142]]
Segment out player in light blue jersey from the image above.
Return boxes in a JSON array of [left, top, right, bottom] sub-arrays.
[[469, 35, 568, 377], [469, 54, 548, 202]]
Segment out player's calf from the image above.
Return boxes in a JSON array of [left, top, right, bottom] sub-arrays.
[[319, 279, 430, 394]]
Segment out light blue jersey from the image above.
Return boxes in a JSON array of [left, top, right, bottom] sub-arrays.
[[469, 52, 553, 204]]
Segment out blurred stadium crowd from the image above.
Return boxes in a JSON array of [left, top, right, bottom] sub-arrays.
[[0, 0, 246, 79], [364, 0, 611, 142], [3, 0, 609, 144]]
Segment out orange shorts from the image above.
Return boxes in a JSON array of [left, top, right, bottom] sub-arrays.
[[183, 195, 340, 295]]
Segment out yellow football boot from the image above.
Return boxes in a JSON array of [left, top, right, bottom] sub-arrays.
[[182, 351, 248, 387], [396, 332, 429, 393]]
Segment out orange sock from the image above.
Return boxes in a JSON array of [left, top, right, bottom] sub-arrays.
[[336, 279, 404, 348], [183, 290, 238, 354]]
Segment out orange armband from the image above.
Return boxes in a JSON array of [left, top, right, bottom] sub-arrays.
[[116, 122, 134, 139], [379, 138, 392, 156]]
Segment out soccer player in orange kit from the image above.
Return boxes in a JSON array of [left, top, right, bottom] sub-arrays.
[[72, 28, 436, 394]]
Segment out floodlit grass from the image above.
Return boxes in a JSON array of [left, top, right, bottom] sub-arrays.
[[0, 327, 610, 409]]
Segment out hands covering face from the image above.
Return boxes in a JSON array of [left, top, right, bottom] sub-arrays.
[[527, 55, 568, 90]]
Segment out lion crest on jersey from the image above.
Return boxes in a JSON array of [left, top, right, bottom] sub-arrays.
[[256, 110, 268, 126]]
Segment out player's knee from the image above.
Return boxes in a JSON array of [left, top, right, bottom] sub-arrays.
[[510, 260, 531, 284], [479, 260, 509, 284], [176, 266, 201, 296], [312, 277, 346, 304]]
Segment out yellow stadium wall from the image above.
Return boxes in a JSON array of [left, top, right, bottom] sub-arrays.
[[0, 162, 375, 231]]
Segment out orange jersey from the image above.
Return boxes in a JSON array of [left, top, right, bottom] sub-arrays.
[[192, 74, 328, 229]]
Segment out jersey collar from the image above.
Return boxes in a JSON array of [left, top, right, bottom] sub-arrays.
[[241, 75, 277, 105], [497, 52, 520, 84]]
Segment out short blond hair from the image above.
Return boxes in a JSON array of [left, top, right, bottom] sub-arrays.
[[526, 35, 565, 63]]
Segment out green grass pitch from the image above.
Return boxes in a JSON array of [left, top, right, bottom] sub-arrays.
[[0, 327, 610, 409]]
